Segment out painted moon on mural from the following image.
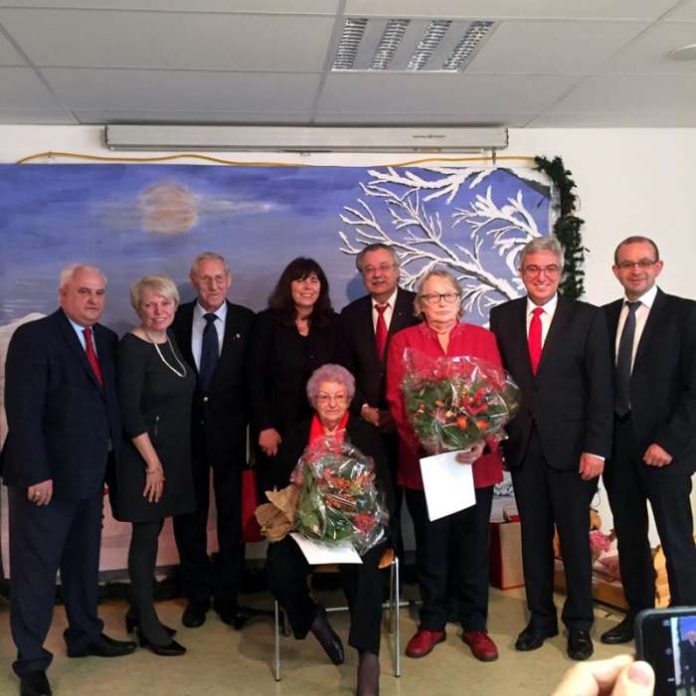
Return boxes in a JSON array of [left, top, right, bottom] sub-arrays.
[[138, 182, 198, 234]]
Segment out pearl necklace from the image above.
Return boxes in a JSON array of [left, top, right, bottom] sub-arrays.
[[143, 330, 188, 378]]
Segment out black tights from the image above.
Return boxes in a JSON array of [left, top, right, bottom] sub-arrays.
[[128, 519, 169, 645]]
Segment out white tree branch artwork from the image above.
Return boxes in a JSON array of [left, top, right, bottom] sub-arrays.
[[339, 167, 550, 319]]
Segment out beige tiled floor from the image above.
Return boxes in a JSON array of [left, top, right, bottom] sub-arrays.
[[0, 588, 632, 695]]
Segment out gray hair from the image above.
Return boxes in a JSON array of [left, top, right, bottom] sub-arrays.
[[355, 243, 399, 272], [414, 268, 464, 319], [59, 264, 107, 289], [518, 237, 565, 271], [130, 275, 180, 313], [306, 364, 356, 406], [190, 251, 231, 277]]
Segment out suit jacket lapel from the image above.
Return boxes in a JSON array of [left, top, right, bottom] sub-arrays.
[[178, 302, 198, 378], [217, 300, 240, 370], [634, 288, 666, 368], [390, 288, 413, 336], [605, 300, 622, 361], [537, 295, 570, 374]]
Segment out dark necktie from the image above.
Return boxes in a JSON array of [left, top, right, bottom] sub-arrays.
[[528, 307, 544, 375], [615, 301, 640, 417], [200, 313, 219, 391], [83, 326, 104, 386], [375, 303, 389, 361]]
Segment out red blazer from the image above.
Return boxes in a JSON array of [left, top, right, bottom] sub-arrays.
[[386, 321, 504, 490]]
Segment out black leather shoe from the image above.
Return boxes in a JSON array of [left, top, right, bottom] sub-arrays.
[[182, 600, 209, 628], [600, 616, 635, 644], [125, 607, 176, 637], [20, 671, 52, 696], [213, 601, 240, 628], [136, 628, 186, 657], [514, 625, 559, 651], [310, 607, 345, 665], [568, 629, 594, 661], [66, 632, 136, 658]]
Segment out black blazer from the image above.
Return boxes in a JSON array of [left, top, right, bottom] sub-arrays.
[[2, 309, 120, 499], [604, 289, 696, 475], [172, 300, 255, 468], [489, 294, 613, 471], [269, 416, 395, 515], [248, 309, 338, 436], [337, 288, 419, 411]]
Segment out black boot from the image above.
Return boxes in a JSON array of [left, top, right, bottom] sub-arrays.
[[309, 607, 345, 665]]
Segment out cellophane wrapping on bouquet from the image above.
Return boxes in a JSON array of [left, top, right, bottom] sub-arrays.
[[291, 438, 389, 554], [401, 348, 521, 454]]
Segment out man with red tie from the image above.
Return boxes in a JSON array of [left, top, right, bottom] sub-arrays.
[[2, 265, 135, 696], [489, 237, 613, 661]]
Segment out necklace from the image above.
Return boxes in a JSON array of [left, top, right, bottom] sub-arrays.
[[143, 330, 188, 378]]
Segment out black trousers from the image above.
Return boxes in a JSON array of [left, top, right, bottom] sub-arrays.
[[511, 428, 596, 632], [173, 433, 244, 609], [604, 416, 696, 613], [8, 487, 104, 676], [405, 485, 494, 632], [381, 429, 405, 564], [266, 536, 387, 655]]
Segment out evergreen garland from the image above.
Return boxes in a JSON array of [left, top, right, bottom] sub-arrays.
[[534, 155, 585, 299]]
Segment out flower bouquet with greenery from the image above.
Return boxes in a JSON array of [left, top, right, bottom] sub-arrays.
[[401, 348, 520, 454], [291, 438, 388, 554]]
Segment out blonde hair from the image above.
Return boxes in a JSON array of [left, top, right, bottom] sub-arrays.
[[130, 275, 179, 313]]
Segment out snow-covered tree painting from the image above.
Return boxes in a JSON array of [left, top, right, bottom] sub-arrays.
[[339, 165, 553, 325]]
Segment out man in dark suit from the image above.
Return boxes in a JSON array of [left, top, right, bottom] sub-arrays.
[[171, 252, 255, 629], [600, 236, 696, 645], [336, 243, 418, 561], [2, 264, 135, 696], [489, 237, 613, 661]]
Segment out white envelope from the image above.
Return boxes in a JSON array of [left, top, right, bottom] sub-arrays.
[[419, 451, 476, 521], [289, 533, 363, 564]]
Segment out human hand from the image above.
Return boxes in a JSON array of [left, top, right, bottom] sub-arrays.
[[377, 409, 394, 431], [143, 466, 165, 503], [360, 404, 381, 427], [579, 452, 604, 480], [643, 443, 672, 468], [455, 441, 485, 465], [552, 654, 654, 696], [27, 479, 53, 506], [259, 428, 282, 457]]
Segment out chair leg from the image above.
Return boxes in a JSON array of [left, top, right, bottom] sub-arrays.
[[394, 556, 400, 677], [274, 600, 282, 681]]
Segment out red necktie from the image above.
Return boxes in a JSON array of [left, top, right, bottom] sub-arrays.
[[375, 303, 389, 361], [83, 326, 104, 386], [528, 307, 544, 375]]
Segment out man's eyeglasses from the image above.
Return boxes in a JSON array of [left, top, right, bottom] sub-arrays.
[[522, 264, 561, 276], [316, 393, 348, 405], [616, 259, 658, 270], [420, 292, 461, 305], [362, 263, 396, 276]]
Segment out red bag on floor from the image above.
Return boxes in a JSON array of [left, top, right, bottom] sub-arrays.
[[241, 468, 263, 543]]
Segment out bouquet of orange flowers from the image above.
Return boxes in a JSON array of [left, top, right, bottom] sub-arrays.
[[292, 438, 388, 554], [402, 348, 520, 454]]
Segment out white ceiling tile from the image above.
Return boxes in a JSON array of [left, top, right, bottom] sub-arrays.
[[317, 73, 578, 116], [0, 67, 60, 107], [0, 33, 26, 65], [0, 107, 77, 124], [314, 111, 531, 127], [73, 109, 313, 124], [529, 111, 696, 127], [549, 74, 696, 113], [468, 20, 648, 74], [0, 9, 334, 70], [344, 0, 678, 21], [4, 1, 338, 13], [42, 69, 321, 111], [599, 23, 696, 73], [662, 0, 696, 20]]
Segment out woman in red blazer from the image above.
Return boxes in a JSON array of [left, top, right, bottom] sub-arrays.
[[387, 268, 503, 663]]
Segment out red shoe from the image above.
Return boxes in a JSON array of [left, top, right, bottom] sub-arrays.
[[405, 629, 446, 658], [461, 630, 499, 662]]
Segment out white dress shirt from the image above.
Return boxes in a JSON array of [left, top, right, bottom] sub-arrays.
[[371, 287, 399, 333], [191, 301, 226, 371], [525, 293, 558, 347]]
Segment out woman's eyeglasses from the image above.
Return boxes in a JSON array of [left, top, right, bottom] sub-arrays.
[[419, 292, 460, 305], [316, 393, 348, 405]]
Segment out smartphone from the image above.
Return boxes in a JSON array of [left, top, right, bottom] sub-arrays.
[[635, 607, 696, 696]]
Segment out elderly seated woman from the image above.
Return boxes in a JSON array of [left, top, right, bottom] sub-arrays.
[[264, 363, 393, 696]]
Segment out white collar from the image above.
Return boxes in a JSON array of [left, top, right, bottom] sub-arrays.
[[371, 287, 398, 309], [526, 292, 558, 316], [624, 285, 658, 309]]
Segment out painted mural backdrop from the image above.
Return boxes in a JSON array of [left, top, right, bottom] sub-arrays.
[[0, 163, 552, 576]]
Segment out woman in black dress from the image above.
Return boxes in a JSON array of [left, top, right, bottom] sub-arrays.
[[249, 257, 338, 491], [112, 275, 195, 656]]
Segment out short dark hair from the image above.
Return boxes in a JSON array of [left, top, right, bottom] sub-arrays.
[[355, 243, 399, 272], [268, 257, 334, 327], [613, 236, 660, 265]]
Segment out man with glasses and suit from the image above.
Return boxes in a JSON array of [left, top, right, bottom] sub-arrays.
[[600, 236, 696, 645]]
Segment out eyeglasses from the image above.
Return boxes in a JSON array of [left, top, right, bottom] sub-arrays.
[[522, 264, 561, 276], [316, 393, 348, 405], [362, 263, 396, 276], [616, 260, 658, 270], [419, 292, 461, 305]]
